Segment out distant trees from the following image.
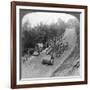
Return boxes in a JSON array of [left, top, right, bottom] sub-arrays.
[[21, 18, 65, 56]]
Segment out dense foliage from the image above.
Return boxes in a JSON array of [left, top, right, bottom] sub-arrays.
[[21, 19, 65, 56]]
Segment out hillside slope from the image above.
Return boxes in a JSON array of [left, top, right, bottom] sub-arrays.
[[21, 20, 80, 78]]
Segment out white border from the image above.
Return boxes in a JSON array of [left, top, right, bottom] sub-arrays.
[[16, 6, 85, 85]]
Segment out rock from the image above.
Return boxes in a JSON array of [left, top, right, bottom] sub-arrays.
[[42, 55, 54, 65], [33, 51, 39, 56]]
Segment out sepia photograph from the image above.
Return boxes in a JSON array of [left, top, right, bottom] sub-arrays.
[[11, 1, 87, 88]]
